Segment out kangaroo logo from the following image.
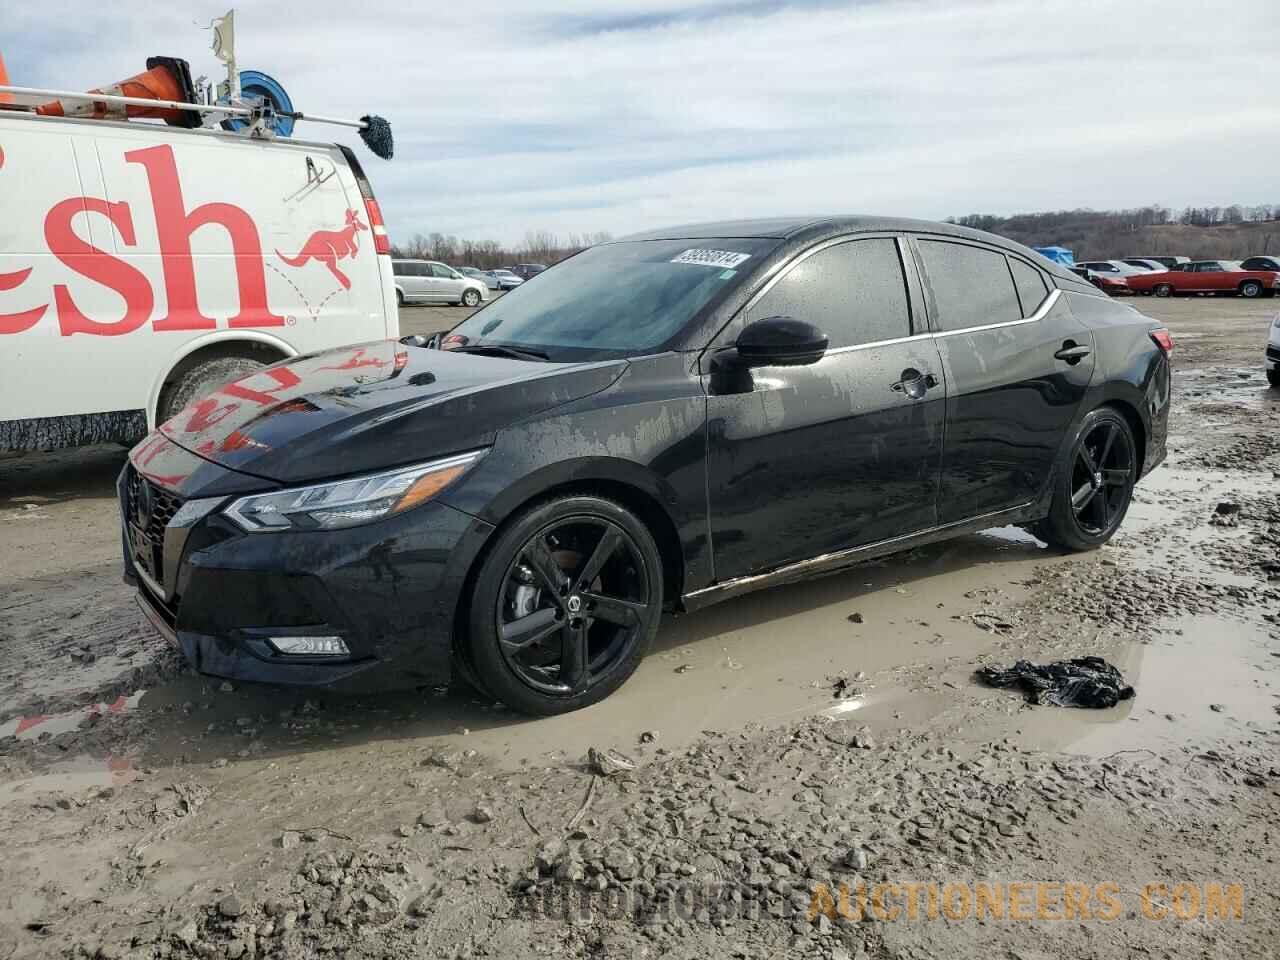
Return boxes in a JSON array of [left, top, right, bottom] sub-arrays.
[[276, 209, 368, 290]]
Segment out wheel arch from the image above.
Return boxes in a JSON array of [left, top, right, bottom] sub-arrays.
[[448, 461, 690, 674], [147, 331, 295, 429]]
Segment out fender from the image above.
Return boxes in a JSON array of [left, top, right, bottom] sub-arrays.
[[144, 330, 298, 429]]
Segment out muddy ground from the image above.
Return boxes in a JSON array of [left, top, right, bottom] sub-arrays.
[[1, 297, 1278, 959]]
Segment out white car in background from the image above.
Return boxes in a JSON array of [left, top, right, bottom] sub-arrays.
[[392, 259, 488, 307], [1267, 313, 1280, 389], [1077, 259, 1164, 277]]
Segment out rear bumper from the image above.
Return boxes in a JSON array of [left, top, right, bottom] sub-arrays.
[[120, 448, 495, 692]]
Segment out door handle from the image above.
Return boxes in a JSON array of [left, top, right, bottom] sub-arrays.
[[891, 368, 939, 399], [1054, 341, 1092, 364]]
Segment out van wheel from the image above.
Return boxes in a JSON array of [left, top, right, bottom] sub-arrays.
[[1239, 280, 1263, 298], [1035, 408, 1136, 552], [1153, 283, 1173, 297], [462, 289, 481, 308], [465, 496, 662, 715], [1268, 368, 1280, 389], [157, 355, 266, 426], [396, 289, 405, 307]]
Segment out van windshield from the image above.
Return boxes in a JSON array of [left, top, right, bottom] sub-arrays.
[[443, 239, 776, 361]]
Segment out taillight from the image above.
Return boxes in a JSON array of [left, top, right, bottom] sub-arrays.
[[1150, 328, 1173, 355], [364, 198, 391, 256]]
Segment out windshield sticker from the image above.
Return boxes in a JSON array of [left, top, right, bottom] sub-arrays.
[[671, 249, 752, 269], [719, 269, 737, 280]]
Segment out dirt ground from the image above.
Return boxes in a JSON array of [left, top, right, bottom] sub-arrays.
[[1, 296, 1278, 960]]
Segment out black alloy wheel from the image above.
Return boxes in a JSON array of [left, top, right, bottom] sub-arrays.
[[1035, 407, 1137, 551], [1068, 418, 1134, 536], [466, 497, 662, 714]]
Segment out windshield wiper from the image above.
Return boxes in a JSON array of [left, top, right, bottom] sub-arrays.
[[452, 344, 550, 362]]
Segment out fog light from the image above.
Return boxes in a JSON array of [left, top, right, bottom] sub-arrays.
[[269, 635, 350, 657]]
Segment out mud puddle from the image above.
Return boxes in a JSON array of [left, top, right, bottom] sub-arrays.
[[967, 613, 1279, 758]]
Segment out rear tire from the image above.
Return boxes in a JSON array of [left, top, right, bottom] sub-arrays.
[[157, 354, 267, 425], [1036, 407, 1137, 552], [465, 495, 663, 715], [1239, 280, 1263, 298], [1153, 283, 1173, 297], [396, 289, 405, 307]]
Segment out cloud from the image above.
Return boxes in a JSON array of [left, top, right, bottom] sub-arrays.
[[6, 0, 1278, 245]]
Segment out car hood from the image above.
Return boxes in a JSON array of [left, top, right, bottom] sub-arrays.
[[158, 340, 626, 484]]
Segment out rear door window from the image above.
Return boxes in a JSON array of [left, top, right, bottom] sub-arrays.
[[744, 238, 912, 349], [1008, 257, 1050, 318], [917, 240, 1022, 332]]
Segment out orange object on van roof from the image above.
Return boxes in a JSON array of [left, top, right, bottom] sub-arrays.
[[0, 52, 12, 103]]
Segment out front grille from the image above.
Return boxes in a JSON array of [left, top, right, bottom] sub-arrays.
[[125, 467, 183, 589]]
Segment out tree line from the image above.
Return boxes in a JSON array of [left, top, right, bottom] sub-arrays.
[[946, 205, 1280, 259], [389, 230, 614, 270]]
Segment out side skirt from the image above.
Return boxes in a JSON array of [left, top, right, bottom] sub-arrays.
[[680, 501, 1041, 613]]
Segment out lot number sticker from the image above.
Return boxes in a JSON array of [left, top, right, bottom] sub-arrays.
[[671, 249, 752, 268]]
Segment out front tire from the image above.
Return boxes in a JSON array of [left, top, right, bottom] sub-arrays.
[[1035, 407, 1137, 552], [1268, 368, 1280, 389], [465, 496, 663, 715], [462, 288, 481, 308], [1239, 280, 1263, 299]]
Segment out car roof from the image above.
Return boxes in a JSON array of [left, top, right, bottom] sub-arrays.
[[616, 215, 1081, 282]]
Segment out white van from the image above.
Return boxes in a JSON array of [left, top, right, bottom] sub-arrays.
[[0, 110, 398, 450]]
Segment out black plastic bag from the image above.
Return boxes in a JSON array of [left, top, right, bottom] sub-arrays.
[[975, 656, 1134, 708]]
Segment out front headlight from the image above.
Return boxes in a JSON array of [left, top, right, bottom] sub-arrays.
[[224, 450, 485, 533]]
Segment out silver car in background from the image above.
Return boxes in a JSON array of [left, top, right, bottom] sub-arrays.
[[392, 259, 489, 307], [458, 267, 501, 291], [489, 269, 524, 291]]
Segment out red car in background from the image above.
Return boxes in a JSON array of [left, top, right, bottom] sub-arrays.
[[1070, 266, 1129, 296], [1126, 260, 1280, 298]]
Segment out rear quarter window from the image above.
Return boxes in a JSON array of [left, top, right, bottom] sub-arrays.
[[1008, 257, 1050, 318], [917, 240, 1022, 332]]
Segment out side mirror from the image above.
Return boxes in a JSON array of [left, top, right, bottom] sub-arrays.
[[734, 316, 828, 367]]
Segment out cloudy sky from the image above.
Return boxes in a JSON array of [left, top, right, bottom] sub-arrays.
[[7, 1, 1278, 246]]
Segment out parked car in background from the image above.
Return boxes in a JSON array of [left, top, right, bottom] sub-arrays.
[[1077, 260, 1160, 277], [1121, 258, 1170, 273], [490, 269, 524, 290], [1267, 313, 1280, 388], [120, 215, 1172, 714], [1125, 261, 1280, 298], [1241, 255, 1280, 273], [1071, 266, 1129, 296], [1127, 256, 1189, 269], [392, 259, 488, 307], [459, 267, 500, 291], [510, 263, 548, 281]]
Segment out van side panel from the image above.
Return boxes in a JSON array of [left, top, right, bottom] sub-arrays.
[[0, 114, 392, 448]]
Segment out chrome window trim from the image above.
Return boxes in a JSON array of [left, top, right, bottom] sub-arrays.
[[822, 332, 934, 357], [932, 288, 1061, 339]]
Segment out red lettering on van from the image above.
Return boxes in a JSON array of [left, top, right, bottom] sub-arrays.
[[125, 144, 285, 331], [0, 268, 48, 334], [45, 197, 155, 337]]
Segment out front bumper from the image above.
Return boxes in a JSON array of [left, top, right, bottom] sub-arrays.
[[119, 442, 494, 692]]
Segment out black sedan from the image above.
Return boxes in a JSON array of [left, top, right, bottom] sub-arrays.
[[120, 217, 1171, 715]]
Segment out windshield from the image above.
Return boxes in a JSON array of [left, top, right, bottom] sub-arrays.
[[444, 238, 777, 361]]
